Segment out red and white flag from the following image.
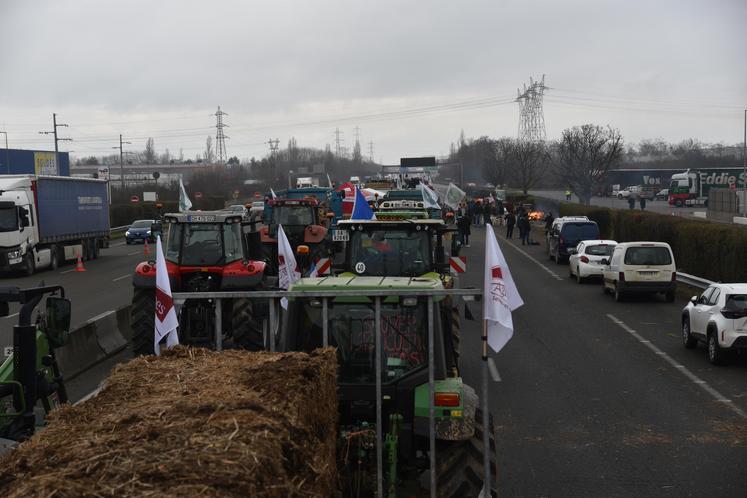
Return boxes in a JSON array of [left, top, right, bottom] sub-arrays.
[[483, 224, 523, 352], [277, 224, 301, 309], [154, 235, 179, 355]]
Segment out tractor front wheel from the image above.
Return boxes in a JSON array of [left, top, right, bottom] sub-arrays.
[[231, 298, 266, 351], [131, 287, 156, 356], [435, 408, 497, 498]]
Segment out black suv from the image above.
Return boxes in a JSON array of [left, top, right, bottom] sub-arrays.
[[546, 217, 600, 264]]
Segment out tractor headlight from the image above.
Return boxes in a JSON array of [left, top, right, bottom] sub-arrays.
[[7, 249, 21, 259]]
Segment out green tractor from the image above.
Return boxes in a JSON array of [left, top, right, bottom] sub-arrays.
[[280, 276, 494, 497], [0, 285, 71, 453], [329, 210, 466, 372]]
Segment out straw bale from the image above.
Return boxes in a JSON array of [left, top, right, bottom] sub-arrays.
[[0, 347, 338, 497]]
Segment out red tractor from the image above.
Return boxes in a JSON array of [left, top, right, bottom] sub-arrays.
[[259, 197, 332, 276], [130, 211, 267, 356]]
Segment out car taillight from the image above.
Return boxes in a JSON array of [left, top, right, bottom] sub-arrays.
[[618, 271, 625, 282], [434, 392, 460, 407], [580, 256, 589, 263]]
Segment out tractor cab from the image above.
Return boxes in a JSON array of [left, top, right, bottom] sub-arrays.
[[130, 211, 267, 355], [258, 198, 331, 276], [334, 215, 460, 279]]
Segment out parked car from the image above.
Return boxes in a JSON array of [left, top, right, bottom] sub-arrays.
[[568, 240, 617, 283], [225, 204, 249, 220], [249, 201, 264, 221], [125, 219, 156, 244], [654, 188, 669, 201], [546, 216, 600, 264], [681, 284, 747, 365], [601, 242, 676, 302]]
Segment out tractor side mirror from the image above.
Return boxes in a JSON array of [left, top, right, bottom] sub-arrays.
[[45, 297, 71, 348], [0, 302, 9, 318], [150, 222, 162, 234], [18, 207, 30, 228]]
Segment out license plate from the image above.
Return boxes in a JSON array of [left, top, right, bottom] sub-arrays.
[[187, 215, 216, 222], [332, 230, 349, 242]]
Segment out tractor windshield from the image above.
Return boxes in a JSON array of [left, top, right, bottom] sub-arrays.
[[295, 301, 427, 384], [165, 223, 243, 265], [349, 230, 431, 276], [272, 205, 315, 226]]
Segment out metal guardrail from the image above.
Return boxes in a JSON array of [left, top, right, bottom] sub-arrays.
[[109, 225, 129, 234], [170, 287, 485, 498], [676, 272, 714, 290]]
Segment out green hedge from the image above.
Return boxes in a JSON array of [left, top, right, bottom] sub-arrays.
[[558, 202, 747, 282]]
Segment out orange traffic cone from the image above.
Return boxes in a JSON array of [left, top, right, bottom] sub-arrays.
[[75, 253, 86, 272], [144, 239, 150, 255]]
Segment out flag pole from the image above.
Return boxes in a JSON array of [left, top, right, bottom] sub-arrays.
[[482, 318, 491, 496]]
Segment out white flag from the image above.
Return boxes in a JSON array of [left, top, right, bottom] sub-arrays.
[[154, 235, 179, 355], [444, 182, 466, 210], [277, 224, 301, 309], [416, 182, 440, 209], [270, 188, 278, 199], [179, 178, 192, 212], [483, 224, 523, 352]]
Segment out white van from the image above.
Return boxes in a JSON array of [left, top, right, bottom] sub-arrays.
[[602, 242, 676, 302]]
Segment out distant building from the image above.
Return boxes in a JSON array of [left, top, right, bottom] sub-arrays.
[[0, 148, 70, 176]]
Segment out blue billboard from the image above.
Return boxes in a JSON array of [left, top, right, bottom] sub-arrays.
[[0, 148, 70, 176]]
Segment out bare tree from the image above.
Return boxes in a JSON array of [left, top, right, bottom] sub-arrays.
[[512, 139, 548, 194], [144, 137, 157, 164], [552, 124, 624, 205], [481, 137, 511, 188], [205, 136, 215, 164]]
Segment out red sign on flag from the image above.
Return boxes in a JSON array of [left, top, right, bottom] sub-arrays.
[[155, 287, 174, 323], [491, 265, 503, 279]]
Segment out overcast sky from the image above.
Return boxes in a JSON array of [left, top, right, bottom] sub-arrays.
[[1, 0, 745, 164]]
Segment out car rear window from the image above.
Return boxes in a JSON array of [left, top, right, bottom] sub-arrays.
[[561, 223, 599, 241], [586, 244, 614, 256], [725, 294, 747, 309], [624, 246, 672, 265]]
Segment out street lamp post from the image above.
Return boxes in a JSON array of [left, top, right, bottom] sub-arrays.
[[0, 131, 9, 173]]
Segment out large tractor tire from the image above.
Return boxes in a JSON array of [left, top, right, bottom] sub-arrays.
[[436, 408, 497, 498], [131, 287, 156, 356], [231, 298, 266, 351]]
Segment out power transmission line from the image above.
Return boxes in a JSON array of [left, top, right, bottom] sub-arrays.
[[368, 140, 374, 162], [335, 128, 344, 157], [266, 138, 280, 156], [516, 75, 547, 142], [38, 113, 73, 173], [215, 106, 229, 165], [113, 134, 132, 190]]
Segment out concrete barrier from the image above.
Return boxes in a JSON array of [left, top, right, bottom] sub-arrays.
[[57, 305, 132, 380]]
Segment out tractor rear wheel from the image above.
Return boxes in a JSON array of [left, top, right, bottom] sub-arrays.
[[131, 287, 156, 356], [231, 298, 266, 351], [436, 408, 497, 498]]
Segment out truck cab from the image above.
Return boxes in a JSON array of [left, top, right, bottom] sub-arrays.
[[669, 170, 706, 207]]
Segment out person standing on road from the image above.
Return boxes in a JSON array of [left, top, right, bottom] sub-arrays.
[[505, 210, 516, 238], [639, 196, 647, 210], [517, 211, 530, 245], [473, 201, 483, 226], [628, 195, 636, 210], [544, 212, 554, 234], [457, 213, 472, 247], [565, 189, 572, 201]]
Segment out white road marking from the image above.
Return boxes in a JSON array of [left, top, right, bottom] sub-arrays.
[[499, 239, 563, 281], [607, 313, 746, 419], [112, 274, 131, 282], [487, 358, 501, 382], [127, 251, 142, 256], [59, 269, 76, 274], [1, 313, 19, 320]]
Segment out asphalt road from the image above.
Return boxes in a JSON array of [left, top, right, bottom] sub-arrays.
[[0, 240, 146, 353], [530, 189, 705, 219], [456, 222, 746, 497]]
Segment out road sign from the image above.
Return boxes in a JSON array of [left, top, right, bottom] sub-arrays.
[[97, 166, 110, 181], [195, 192, 203, 200], [130, 195, 140, 203]]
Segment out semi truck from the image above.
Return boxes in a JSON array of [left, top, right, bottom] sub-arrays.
[[668, 169, 747, 207], [0, 175, 110, 275]]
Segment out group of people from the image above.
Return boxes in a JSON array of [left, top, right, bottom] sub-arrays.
[[451, 199, 550, 247]]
